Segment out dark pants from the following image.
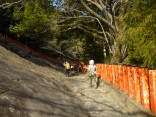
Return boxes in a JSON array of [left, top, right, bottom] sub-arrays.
[[89, 75, 100, 88], [65, 69, 70, 77]]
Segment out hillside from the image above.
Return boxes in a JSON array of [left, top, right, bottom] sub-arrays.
[[0, 39, 155, 117], [0, 42, 89, 117]]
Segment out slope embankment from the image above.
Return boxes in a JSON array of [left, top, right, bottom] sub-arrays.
[[0, 43, 89, 117], [0, 38, 155, 117]]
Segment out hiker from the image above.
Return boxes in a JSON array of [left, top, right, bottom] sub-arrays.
[[78, 61, 85, 72], [63, 61, 71, 77], [87, 60, 98, 88], [78, 63, 82, 72]]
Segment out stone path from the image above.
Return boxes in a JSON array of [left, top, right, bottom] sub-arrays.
[[0, 38, 155, 117], [63, 73, 155, 117]]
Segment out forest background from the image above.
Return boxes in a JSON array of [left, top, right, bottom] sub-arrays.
[[0, 0, 156, 67]]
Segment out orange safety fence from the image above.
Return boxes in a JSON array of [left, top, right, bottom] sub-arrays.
[[0, 33, 64, 65], [78, 63, 155, 115], [95, 64, 155, 115], [106, 65, 111, 83], [118, 65, 123, 91], [1, 33, 156, 116], [115, 65, 119, 89], [82, 65, 88, 73], [101, 64, 105, 80], [122, 65, 129, 95], [108, 65, 112, 83], [133, 66, 141, 103], [103, 64, 106, 80], [102, 64, 107, 81], [95, 64, 100, 77], [105, 64, 110, 83], [109, 65, 113, 84], [149, 70, 156, 115], [127, 66, 135, 99], [111, 65, 116, 85], [139, 68, 150, 108]]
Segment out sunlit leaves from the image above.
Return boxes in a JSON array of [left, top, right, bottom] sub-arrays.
[[9, 0, 55, 40], [120, 0, 156, 67]]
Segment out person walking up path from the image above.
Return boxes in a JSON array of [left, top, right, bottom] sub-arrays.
[[87, 60, 99, 88], [63, 61, 71, 77], [63, 73, 155, 117]]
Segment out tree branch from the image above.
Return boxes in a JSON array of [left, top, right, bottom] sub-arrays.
[[57, 15, 113, 53], [80, 0, 116, 32], [87, 0, 103, 11], [0, 0, 23, 9]]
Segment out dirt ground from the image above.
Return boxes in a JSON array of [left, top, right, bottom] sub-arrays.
[[0, 38, 155, 117]]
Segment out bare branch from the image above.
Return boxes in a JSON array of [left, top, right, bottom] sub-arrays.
[[61, 26, 78, 32], [78, 26, 104, 39], [80, 0, 116, 32], [112, 0, 120, 15], [99, 0, 106, 10], [81, 25, 103, 35], [86, 0, 103, 11], [57, 15, 113, 53], [0, 0, 23, 9]]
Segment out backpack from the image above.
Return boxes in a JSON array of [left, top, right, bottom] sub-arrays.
[[88, 71, 94, 77], [66, 63, 70, 69], [88, 65, 97, 77]]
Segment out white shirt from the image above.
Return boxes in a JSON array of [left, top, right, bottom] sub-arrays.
[[88, 64, 97, 73]]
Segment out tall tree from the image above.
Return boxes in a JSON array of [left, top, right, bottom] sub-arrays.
[[9, 0, 56, 48], [118, 0, 156, 67], [56, 0, 131, 63], [0, 0, 22, 35]]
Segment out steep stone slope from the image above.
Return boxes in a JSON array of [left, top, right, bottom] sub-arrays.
[[0, 39, 155, 117], [0, 45, 89, 117]]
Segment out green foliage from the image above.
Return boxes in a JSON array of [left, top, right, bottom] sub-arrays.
[[0, 0, 104, 61], [55, 27, 104, 61], [9, 0, 56, 48], [80, 34, 104, 62], [119, 0, 156, 67]]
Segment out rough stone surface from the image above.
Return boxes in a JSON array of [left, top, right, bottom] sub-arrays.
[[0, 38, 155, 117], [65, 75, 155, 117]]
